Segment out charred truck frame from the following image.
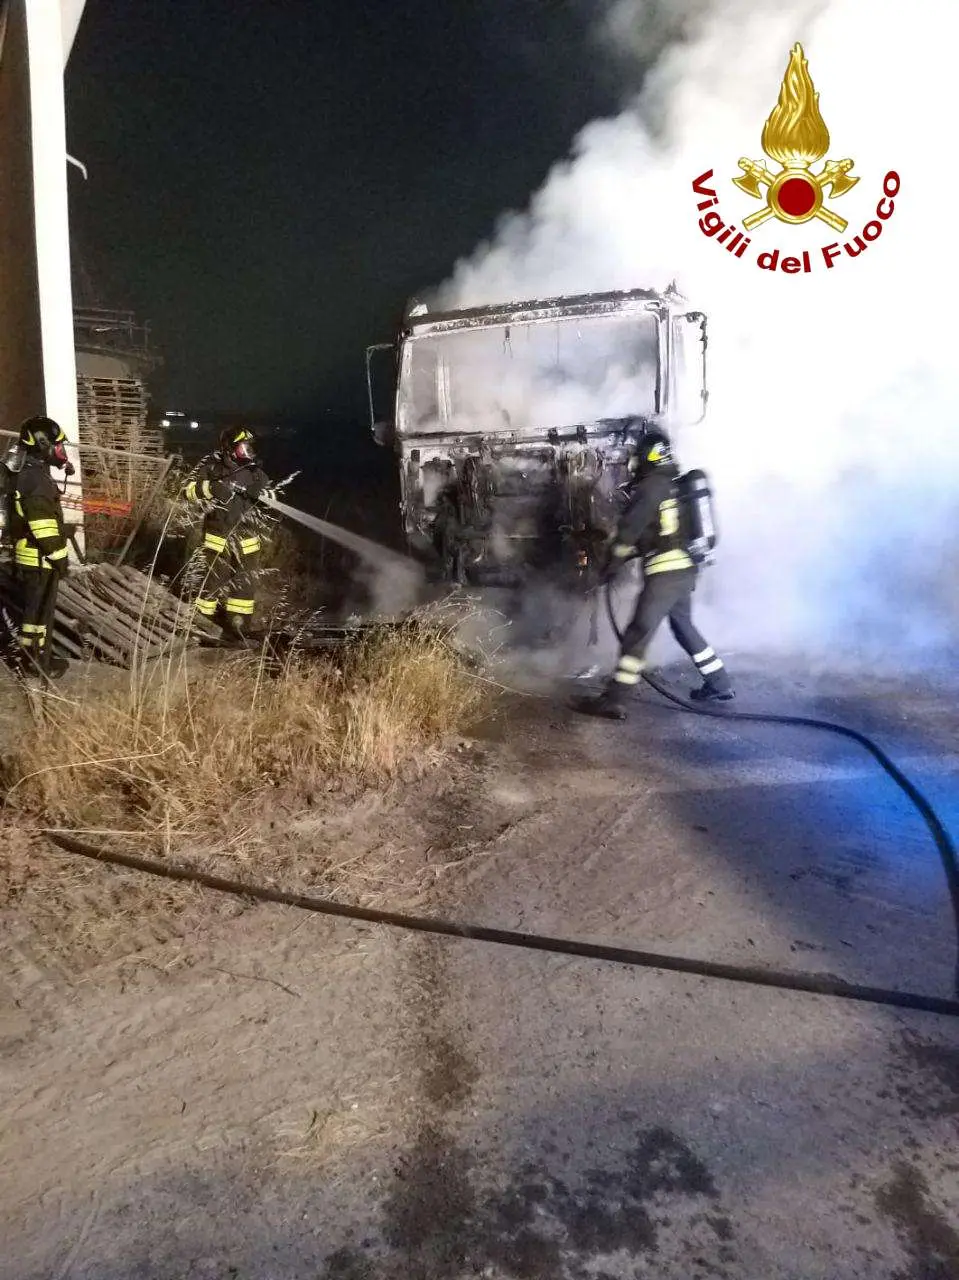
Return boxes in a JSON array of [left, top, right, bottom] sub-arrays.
[[366, 286, 708, 590]]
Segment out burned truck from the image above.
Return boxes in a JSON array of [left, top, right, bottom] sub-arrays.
[[366, 286, 708, 591]]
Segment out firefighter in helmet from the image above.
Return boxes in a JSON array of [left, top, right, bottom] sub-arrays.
[[8, 417, 72, 676], [183, 426, 275, 644], [576, 425, 733, 720]]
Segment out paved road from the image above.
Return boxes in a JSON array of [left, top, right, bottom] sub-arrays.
[[2, 658, 958, 1279]]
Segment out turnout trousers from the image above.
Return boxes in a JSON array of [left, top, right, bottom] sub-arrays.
[[194, 530, 261, 626], [610, 567, 731, 695], [16, 566, 60, 668]]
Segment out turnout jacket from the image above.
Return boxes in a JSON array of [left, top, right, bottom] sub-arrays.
[[612, 465, 693, 576], [183, 456, 272, 541], [11, 457, 69, 571]]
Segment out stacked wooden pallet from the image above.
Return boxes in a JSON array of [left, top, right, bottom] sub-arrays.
[[75, 376, 169, 554], [0, 564, 220, 668], [76, 376, 162, 456]]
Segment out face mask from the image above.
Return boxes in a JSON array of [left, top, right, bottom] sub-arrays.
[[48, 437, 75, 475]]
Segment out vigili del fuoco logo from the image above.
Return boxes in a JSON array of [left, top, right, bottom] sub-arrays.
[[691, 43, 899, 273]]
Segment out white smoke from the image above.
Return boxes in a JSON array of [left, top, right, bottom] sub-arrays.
[[436, 0, 959, 673]]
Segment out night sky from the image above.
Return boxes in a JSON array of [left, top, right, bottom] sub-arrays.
[[65, 1, 630, 428]]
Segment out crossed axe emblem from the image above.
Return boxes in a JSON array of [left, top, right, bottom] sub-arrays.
[[734, 158, 859, 233]]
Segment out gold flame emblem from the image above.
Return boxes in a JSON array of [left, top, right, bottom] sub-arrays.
[[733, 43, 858, 232]]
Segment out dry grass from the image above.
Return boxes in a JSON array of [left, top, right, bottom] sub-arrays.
[[273, 1085, 401, 1177], [1, 617, 487, 857], [0, 615, 490, 970]]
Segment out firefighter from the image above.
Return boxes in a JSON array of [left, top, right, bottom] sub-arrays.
[[183, 426, 275, 644], [576, 426, 733, 720], [9, 416, 72, 677]]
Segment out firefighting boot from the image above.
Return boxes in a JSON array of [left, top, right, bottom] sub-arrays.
[[15, 646, 67, 683], [689, 683, 734, 704], [41, 651, 70, 680], [571, 679, 628, 721], [219, 616, 255, 649]]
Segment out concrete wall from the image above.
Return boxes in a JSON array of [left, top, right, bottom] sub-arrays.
[[0, 0, 46, 430], [59, 0, 83, 60], [76, 351, 144, 381], [0, 0, 86, 550], [27, 0, 81, 446]]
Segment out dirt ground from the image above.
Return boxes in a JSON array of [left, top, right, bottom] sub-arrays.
[[2, 651, 959, 1279]]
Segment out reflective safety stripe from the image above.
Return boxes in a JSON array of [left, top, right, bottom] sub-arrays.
[[225, 597, 255, 616], [28, 519, 60, 537], [45, 546, 68, 562], [185, 479, 214, 502], [195, 597, 218, 617], [694, 647, 725, 677], [658, 497, 681, 537], [203, 533, 228, 552], [15, 541, 42, 568], [238, 536, 261, 555], [644, 549, 694, 574], [19, 622, 47, 649], [614, 652, 644, 685]]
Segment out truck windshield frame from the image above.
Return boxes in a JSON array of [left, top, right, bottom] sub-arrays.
[[395, 309, 662, 440]]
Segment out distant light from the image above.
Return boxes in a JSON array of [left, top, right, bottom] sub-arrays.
[[161, 418, 170, 427], [190, 420, 199, 429]]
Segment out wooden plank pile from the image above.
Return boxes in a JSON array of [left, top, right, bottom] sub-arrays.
[[76, 376, 163, 457], [75, 376, 170, 554], [0, 564, 220, 668]]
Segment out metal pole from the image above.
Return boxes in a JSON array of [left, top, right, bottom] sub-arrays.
[[115, 453, 175, 566], [0, 426, 167, 465]]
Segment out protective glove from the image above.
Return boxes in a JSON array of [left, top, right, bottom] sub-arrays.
[[257, 487, 278, 506], [600, 541, 635, 583]]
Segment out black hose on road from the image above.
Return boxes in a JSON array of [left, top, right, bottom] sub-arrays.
[[603, 578, 959, 1000], [41, 832, 959, 1018], [29, 573, 959, 1022]]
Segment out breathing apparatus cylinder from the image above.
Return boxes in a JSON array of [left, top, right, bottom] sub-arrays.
[[676, 468, 717, 566], [0, 442, 25, 553]]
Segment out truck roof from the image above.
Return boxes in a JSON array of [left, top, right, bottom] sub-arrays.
[[401, 284, 688, 337]]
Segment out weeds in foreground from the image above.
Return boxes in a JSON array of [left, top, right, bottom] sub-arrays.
[[273, 1084, 401, 1176], [1, 619, 486, 853]]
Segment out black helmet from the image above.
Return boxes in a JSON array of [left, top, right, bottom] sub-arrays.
[[219, 425, 257, 466], [19, 416, 71, 470], [626, 425, 674, 480]]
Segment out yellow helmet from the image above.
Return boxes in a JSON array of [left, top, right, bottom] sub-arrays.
[[626, 426, 673, 478], [219, 426, 256, 464], [19, 416, 70, 468]]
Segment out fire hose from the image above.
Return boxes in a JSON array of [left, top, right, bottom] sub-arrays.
[[602, 568, 959, 1002], [29, 546, 959, 1019], [36, 568, 959, 1017]]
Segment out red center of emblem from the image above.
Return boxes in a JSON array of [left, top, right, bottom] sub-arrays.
[[777, 176, 818, 217]]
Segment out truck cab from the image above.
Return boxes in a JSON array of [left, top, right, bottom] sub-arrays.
[[366, 286, 708, 588]]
